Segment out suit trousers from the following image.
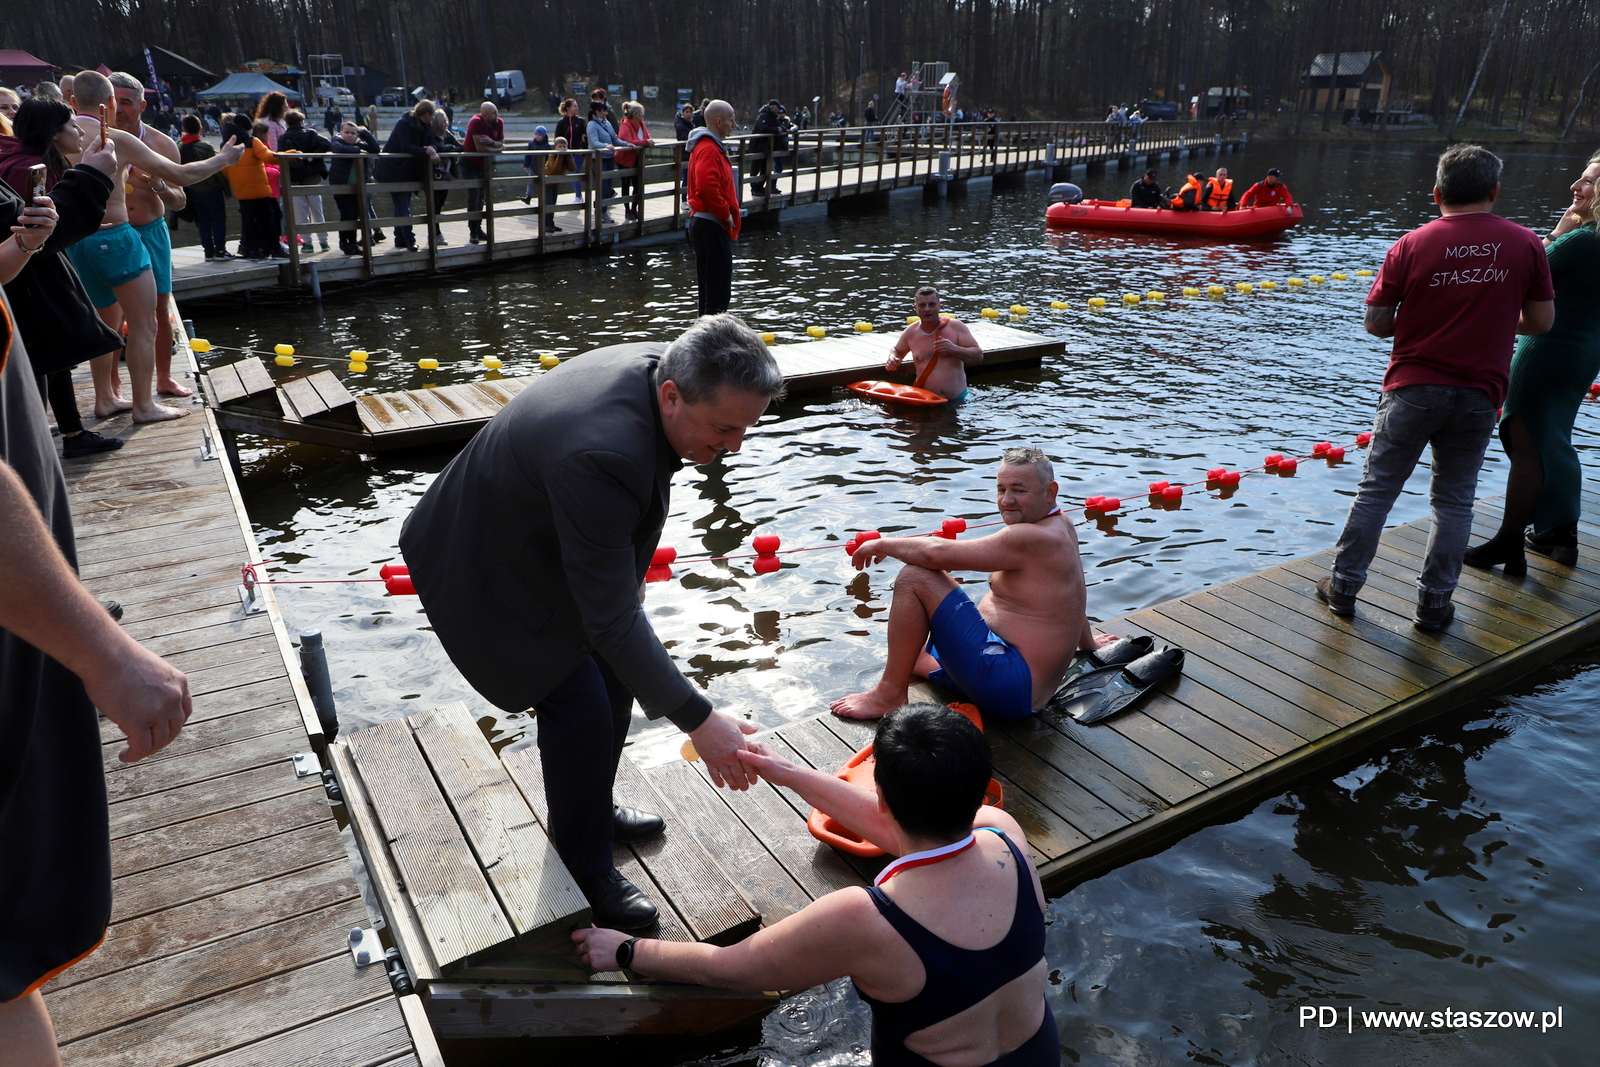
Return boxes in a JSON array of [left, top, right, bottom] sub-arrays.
[[688, 216, 734, 315], [534, 656, 634, 878]]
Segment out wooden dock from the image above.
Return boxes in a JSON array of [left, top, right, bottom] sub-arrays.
[[40, 308, 440, 1067], [338, 475, 1600, 1041], [201, 319, 1064, 454], [170, 121, 1243, 301]]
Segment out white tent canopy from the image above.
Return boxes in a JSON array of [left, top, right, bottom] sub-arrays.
[[196, 72, 302, 101]]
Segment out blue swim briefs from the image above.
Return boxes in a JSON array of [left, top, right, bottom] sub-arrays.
[[64, 223, 152, 309], [925, 586, 1035, 721], [133, 216, 173, 296]]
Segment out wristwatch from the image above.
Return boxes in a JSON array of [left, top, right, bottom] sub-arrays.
[[615, 937, 642, 969]]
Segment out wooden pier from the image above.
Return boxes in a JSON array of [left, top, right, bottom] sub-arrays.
[[201, 319, 1064, 454], [333, 474, 1600, 1040], [171, 121, 1244, 301], [40, 309, 440, 1067]]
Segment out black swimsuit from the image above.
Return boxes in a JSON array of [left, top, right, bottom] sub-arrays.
[[856, 828, 1058, 1066]]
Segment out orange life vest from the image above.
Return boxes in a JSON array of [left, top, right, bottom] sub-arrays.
[[1171, 175, 1203, 210], [1204, 177, 1233, 209]]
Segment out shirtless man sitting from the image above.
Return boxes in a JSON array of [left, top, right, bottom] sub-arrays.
[[886, 285, 983, 402], [64, 70, 241, 422], [831, 447, 1115, 721]]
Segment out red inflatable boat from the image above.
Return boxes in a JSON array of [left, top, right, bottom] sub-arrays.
[[1046, 200, 1302, 239]]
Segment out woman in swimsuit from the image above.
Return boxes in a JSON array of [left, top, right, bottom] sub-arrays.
[[574, 703, 1057, 1066]]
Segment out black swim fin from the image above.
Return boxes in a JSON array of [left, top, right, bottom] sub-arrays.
[[1055, 635, 1154, 692], [1053, 647, 1185, 725]]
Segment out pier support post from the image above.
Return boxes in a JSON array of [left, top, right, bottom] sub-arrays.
[[299, 630, 340, 741], [307, 263, 322, 301]]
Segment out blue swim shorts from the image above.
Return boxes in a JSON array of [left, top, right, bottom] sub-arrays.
[[64, 223, 152, 309], [925, 586, 1035, 720], [133, 217, 173, 296]]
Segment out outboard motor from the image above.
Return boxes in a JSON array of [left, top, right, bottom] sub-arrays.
[[1048, 182, 1084, 206]]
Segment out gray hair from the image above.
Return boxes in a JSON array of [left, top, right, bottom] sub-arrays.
[[1000, 447, 1055, 487], [1436, 144, 1502, 205], [656, 314, 786, 404], [108, 71, 145, 93], [915, 285, 940, 300]]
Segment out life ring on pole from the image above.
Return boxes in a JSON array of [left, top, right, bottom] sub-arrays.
[[942, 86, 954, 116]]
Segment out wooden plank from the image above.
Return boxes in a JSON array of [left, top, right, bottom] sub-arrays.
[[107, 760, 305, 841], [375, 390, 440, 429], [304, 370, 363, 428], [402, 388, 462, 425], [610, 755, 762, 945], [281, 374, 331, 421], [407, 702, 590, 945], [185, 998, 413, 1067], [344, 719, 516, 970], [104, 726, 301, 804], [224, 357, 282, 415], [202, 363, 248, 406], [357, 393, 403, 434], [423, 383, 498, 422]]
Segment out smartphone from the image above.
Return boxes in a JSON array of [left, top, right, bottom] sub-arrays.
[[27, 163, 46, 202], [98, 104, 108, 149]]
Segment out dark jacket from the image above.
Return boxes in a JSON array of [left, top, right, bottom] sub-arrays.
[[674, 114, 693, 141], [0, 165, 122, 375], [397, 343, 712, 731], [752, 107, 787, 154], [375, 113, 437, 184], [279, 124, 332, 181], [1129, 177, 1166, 209], [555, 114, 587, 152], [328, 129, 380, 185]]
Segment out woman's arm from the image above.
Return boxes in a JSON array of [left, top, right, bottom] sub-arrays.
[[737, 744, 903, 852]]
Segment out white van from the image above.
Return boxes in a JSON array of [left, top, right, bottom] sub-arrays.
[[485, 71, 527, 106]]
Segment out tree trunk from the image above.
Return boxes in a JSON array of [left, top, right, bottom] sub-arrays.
[[1561, 59, 1600, 140], [1449, 0, 1511, 138]]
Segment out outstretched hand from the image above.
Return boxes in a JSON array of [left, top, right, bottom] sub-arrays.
[[734, 742, 798, 787], [688, 709, 760, 790], [849, 538, 893, 571], [217, 136, 245, 165]]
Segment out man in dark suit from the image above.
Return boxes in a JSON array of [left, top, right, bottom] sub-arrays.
[[398, 315, 785, 928]]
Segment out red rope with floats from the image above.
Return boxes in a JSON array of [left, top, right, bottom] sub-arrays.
[[242, 429, 1382, 594]]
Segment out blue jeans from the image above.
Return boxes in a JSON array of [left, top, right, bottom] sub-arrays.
[[1330, 384, 1498, 608], [390, 191, 413, 245]]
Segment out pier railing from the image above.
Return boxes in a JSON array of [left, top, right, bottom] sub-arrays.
[[270, 120, 1234, 283]]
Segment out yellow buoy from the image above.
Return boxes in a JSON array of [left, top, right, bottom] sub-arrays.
[[1287, 277, 1305, 287], [1182, 287, 1201, 297], [1260, 280, 1278, 290], [540, 353, 561, 368], [759, 332, 776, 344], [274, 354, 295, 367], [854, 321, 873, 332], [348, 349, 368, 363], [482, 356, 503, 370], [1236, 282, 1254, 293], [1049, 300, 1069, 310], [1309, 274, 1326, 284], [1088, 297, 1108, 309], [1331, 272, 1348, 281], [906, 315, 919, 324], [190, 338, 212, 353], [1009, 304, 1028, 315], [1122, 293, 1141, 305], [348, 361, 367, 373], [806, 325, 827, 338], [1207, 284, 1226, 296], [1355, 269, 1374, 277], [980, 308, 1000, 319], [274, 343, 294, 357], [417, 358, 439, 371], [1147, 291, 1164, 302]]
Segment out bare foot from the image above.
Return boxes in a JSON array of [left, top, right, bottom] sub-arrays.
[[830, 686, 907, 721], [131, 404, 192, 424], [157, 379, 194, 398], [94, 396, 134, 417]]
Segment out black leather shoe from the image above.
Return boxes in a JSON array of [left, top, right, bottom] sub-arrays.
[[613, 805, 665, 844], [577, 869, 659, 930]]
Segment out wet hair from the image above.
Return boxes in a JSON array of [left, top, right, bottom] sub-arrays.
[[182, 114, 201, 135], [1000, 446, 1055, 487], [1436, 144, 1502, 205], [255, 91, 288, 122], [285, 109, 305, 127], [874, 703, 993, 841], [13, 97, 74, 172], [656, 314, 786, 404]]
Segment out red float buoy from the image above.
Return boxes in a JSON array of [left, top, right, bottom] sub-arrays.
[[1100, 497, 1121, 512], [1278, 457, 1298, 473], [1590, 383, 1600, 396], [752, 534, 781, 554], [1149, 480, 1169, 493], [652, 546, 677, 566], [1264, 453, 1283, 467], [1162, 485, 1183, 499], [1312, 441, 1331, 455], [1221, 471, 1241, 485], [1207, 468, 1225, 481], [1356, 433, 1373, 446], [753, 554, 781, 574], [942, 518, 967, 536], [646, 565, 673, 583], [1085, 496, 1105, 510], [379, 562, 409, 579], [1327, 446, 1346, 460], [384, 573, 416, 595]]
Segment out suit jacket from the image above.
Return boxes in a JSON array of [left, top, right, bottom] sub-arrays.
[[398, 344, 712, 731]]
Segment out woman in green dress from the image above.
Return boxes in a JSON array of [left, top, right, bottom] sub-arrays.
[[1466, 151, 1600, 573]]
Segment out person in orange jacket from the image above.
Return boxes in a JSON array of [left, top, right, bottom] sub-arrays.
[[1170, 172, 1205, 211], [686, 99, 740, 315], [220, 114, 285, 258], [1239, 168, 1296, 208], [1202, 167, 1236, 211]]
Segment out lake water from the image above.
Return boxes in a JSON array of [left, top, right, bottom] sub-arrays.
[[191, 139, 1600, 1064]]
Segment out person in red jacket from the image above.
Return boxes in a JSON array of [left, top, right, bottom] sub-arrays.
[[1239, 168, 1296, 208], [686, 99, 740, 315]]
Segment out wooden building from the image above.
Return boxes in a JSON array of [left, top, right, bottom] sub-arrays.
[[1298, 51, 1392, 120]]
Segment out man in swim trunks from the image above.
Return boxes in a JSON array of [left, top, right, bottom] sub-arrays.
[[63, 70, 240, 423], [110, 72, 191, 399], [886, 286, 982, 402], [831, 447, 1116, 721]]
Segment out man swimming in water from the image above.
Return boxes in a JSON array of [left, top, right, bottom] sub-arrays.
[[885, 285, 983, 401], [831, 448, 1116, 721]]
